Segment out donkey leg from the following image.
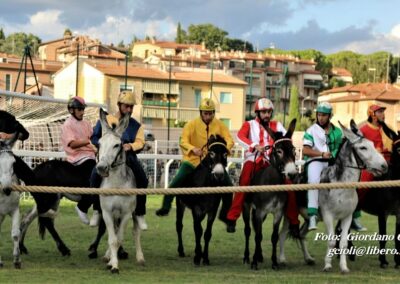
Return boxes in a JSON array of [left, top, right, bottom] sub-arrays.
[[176, 199, 186, 257], [339, 216, 352, 274], [19, 205, 38, 255], [39, 217, 71, 256], [0, 215, 5, 268], [378, 214, 389, 268], [251, 210, 264, 270], [322, 213, 335, 272], [202, 212, 217, 266], [192, 210, 205, 266], [243, 204, 251, 264], [394, 215, 400, 268], [11, 208, 21, 269], [88, 217, 106, 259], [132, 214, 145, 265], [102, 212, 119, 273], [271, 213, 282, 270], [278, 217, 289, 265]]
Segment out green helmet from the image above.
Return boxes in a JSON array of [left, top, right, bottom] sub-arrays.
[[316, 102, 332, 114]]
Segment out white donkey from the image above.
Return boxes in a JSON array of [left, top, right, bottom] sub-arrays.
[[319, 120, 387, 273], [0, 134, 22, 268], [96, 108, 144, 274]]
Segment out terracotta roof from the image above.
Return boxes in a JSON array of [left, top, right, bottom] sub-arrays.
[[87, 62, 246, 85], [39, 37, 69, 46], [322, 83, 400, 102], [301, 69, 322, 75], [135, 41, 204, 50], [330, 67, 352, 77], [0, 53, 19, 59], [0, 61, 62, 73]]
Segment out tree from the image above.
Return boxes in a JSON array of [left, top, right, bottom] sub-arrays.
[[175, 22, 186, 43], [63, 28, 72, 38], [288, 85, 301, 130], [0, 28, 5, 40], [225, 38, 253, 52], [117, 40, 125, 48], [0, 32, 41, 57], [186, 23, 228, 50]]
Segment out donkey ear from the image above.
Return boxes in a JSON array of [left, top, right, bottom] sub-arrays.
[[99, 108, 112, 136], [380, 121, 397, 141], [115, 113, 130, 136], [339, 120, 358, 141], [285, 119, 297, 139], [349, 119, 363, 136]]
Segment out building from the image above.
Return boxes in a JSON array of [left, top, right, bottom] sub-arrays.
[[319, 83, 400, 128], [328, 67, 353, 85], [53, 59, 247, 130]]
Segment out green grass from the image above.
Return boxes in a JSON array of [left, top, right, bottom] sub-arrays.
[[0, 196, 400, 283]]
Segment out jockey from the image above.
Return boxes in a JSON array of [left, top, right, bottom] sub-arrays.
[[155, 98, 234, 227], [90, 90, 149, 230], [355, 104, 392, 230], [61, 97, 99, 226], [225, 98, 299, 234], [303, 102, 343, 230], [0, 110, 36, 189]]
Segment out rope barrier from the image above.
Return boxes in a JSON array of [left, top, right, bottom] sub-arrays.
[[3, 180, 400, 196]]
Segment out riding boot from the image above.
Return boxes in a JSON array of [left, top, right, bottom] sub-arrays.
[[127, 152, 148, 217]]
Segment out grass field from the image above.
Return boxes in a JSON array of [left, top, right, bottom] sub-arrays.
[[1, 195, 400, 283]]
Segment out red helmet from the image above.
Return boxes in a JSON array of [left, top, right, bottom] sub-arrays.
[[254, 98, 274, 112], [367, 104, 386, 117]]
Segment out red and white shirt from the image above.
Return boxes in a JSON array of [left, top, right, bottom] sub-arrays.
[[236, 118, 286, 163]]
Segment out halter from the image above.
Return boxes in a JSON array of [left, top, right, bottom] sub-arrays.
[[208, 142, 228, 149], [342, 137, 366, 170], [273, 138, 292, 147], [110, 145, 125, 168], [393, 139, 400, 145]]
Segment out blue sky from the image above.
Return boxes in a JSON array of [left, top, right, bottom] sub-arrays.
[[1, 0, 400, 54]]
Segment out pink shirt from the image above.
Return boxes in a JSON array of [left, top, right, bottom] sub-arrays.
[[61, 116, 95, 165]]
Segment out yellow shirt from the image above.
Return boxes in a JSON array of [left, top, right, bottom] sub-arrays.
[[180, 117, 234, 167]]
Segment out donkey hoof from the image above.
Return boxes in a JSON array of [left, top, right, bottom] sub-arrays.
[[349, 254, 356, 261], [323, 265, 332, 272], [251, 262, 258, 270], [305, 258, 316, 266], [272, 263, 279, 270], [19, 245, 28, 255], [380, 263, 389, 269], [118, 249, 129, 260], [60, 247, 71, 256], [341, 268, 350, 274], [194, 257, 201, 266], [88, 251, 98, 259], [14, 262, 22, 269], [111, 268, 119, 274], [0, 262, 3, 268], [106, 264, 112, 270], [203, 259, 210, 266], [243, 257, 250, 264]]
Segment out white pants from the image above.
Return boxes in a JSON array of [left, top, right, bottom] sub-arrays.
[[307, 160, 329, 210]]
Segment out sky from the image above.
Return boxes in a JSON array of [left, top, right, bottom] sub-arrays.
[[1, 0, 400, 54]]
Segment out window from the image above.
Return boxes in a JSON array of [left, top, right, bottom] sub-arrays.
[[220, 118, 231, 130], [220, 92, 232, 104], [143, 118, 153, 125], [194, 89, 201, 107], [5, 74, 11, 91], [119, 84, 134, 92]]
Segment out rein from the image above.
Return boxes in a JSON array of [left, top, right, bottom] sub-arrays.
[[393, 139, 400, 145], [110, 145, 125, 168]]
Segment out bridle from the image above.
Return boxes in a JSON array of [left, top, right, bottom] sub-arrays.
[[341, 137, 367, 170]]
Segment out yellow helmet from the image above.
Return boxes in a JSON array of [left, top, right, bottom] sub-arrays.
[[117, 90, 136, 105], [199, 98, 215, 111]]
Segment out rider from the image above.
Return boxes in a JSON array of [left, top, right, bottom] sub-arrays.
[[355, 104, 392, 230], [155, 98, 234, 227], [303, 102, 343, 230], [225, 98, 299, 234], [0, 110, 36, 188], [90, 90, 149, 230], [61, 97, 99, 226]]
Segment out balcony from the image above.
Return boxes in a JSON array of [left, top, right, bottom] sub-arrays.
[[266, 79, 281, 87], [304, 80, 321, 89], [142, 100, 177, 107], [142, 106, 198, 121]]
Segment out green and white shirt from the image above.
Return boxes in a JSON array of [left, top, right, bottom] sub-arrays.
[[303, 123, 343, 161]]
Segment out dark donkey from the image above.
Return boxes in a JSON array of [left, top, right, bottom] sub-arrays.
[[243, 119, 298, 270], [176, 134, 231, 265], [348, 122, 400, 268]]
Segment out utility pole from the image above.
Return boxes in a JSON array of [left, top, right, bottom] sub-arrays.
[[75, 42, 79, 96], [247, 61, 253, 119], [167, 55, 172, 144], [124, 51, 128, 90], [282, 65, 289, 126]]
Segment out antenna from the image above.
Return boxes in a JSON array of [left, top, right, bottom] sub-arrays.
[[14, 40, 41, 96]]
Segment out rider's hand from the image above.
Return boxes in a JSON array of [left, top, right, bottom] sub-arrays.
[[322, 152, 332, 159], [123, 144, 132, 151], [255, 145, 266, 153], [0, 132, 13, 140], [192, 148, 203, 157]]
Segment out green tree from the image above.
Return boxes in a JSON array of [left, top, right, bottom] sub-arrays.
[[117, 40, 125, 48], [63, 28, 72, 38], [186, 23, 228, 50], [225, 38, 254, 52], [329, 77, 346, 88], [0, 32, 41, 57], [175, 22, 186, 43], [0, 28, 5, 40], [288, 85, 301, 130]]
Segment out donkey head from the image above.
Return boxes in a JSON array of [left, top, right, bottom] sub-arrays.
[[339, 120, 388, 177], [380, 121, 400, 160], [265, 119, 297, 179], [205, 134, 228, 182], [0, 133, 18, 193], [96, 108, 130, 177]]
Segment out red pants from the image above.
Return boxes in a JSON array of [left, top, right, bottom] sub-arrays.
[[357, 170, 374, 206], [227, 160, 299, 225]]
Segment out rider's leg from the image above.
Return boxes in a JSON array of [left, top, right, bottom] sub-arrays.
[[307, 161, 328, 230], [285, 179, 300, 237], [156, 162, 195, 216], [218, 171, 234, 224]]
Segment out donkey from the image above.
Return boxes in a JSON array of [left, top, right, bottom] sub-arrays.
[[319, 120, 387, 273], [347, 122, 400, 268], [0, 133, 22, 268], [176, 134, 231, 265], [96, 108, 144, 273], [243, 119, 298, 270]]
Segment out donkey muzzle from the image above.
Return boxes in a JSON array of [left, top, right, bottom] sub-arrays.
[[96, 163, 110, 177]]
